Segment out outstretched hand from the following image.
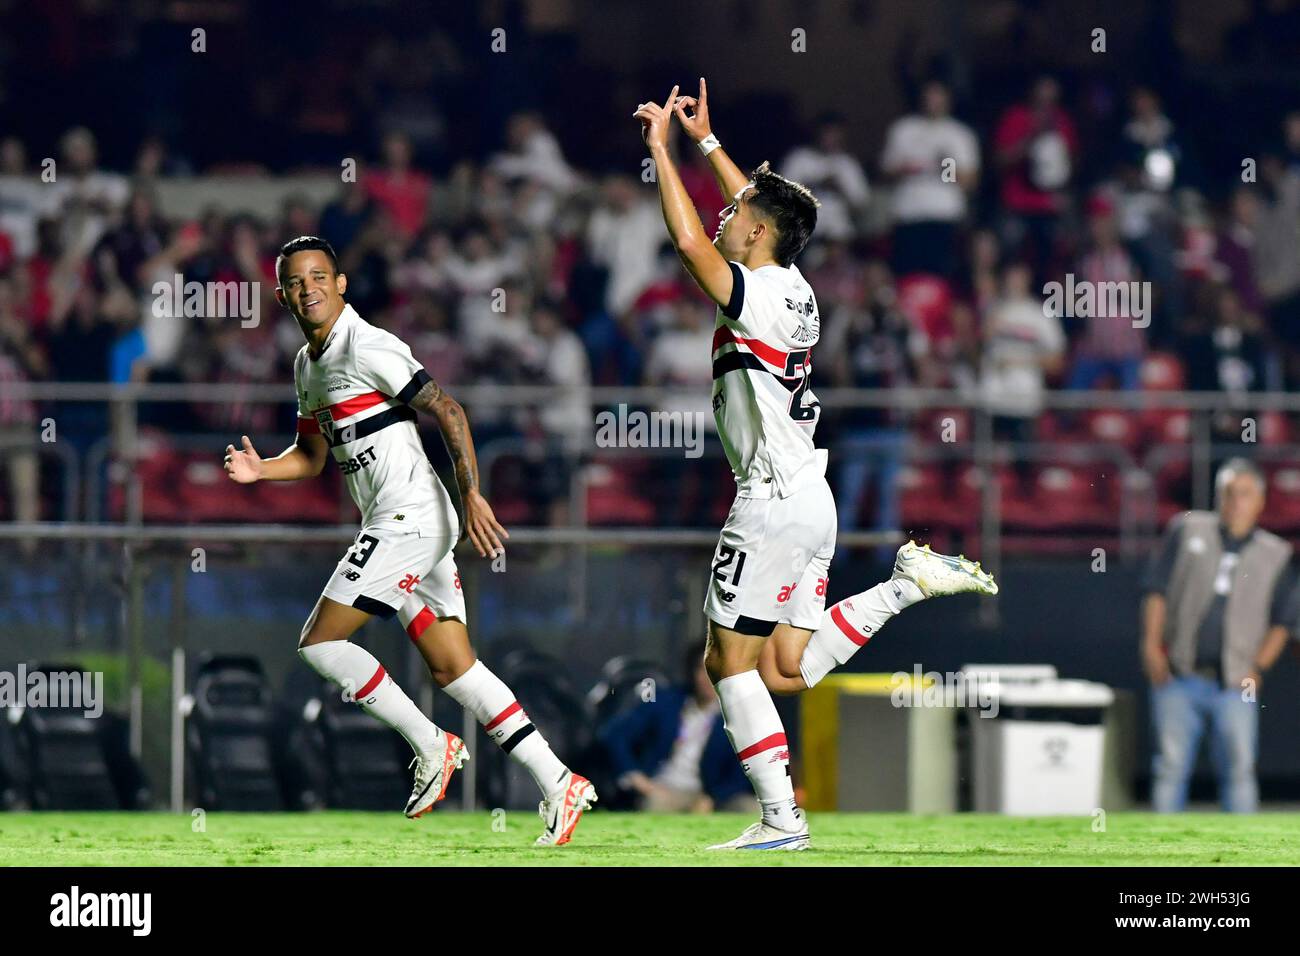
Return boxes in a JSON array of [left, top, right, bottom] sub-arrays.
[[673, 77, 713, 144], [223, 435, 264, 484], [633, 85, 680, 152]]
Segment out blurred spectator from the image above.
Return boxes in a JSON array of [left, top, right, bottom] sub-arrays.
[[523, 299, 591, 527], [1065, 195, 1147, 390], [781, 113, 870, 241], [0, 136, 55, 261], [1141, 459, 1294, 813], [1181, 284, 1275, 443], [1254, 153, 1300, 386], [586, 174, 662, 317], [644, 298, 717, 527], [1214, 187, 1265, 317], [318, 183, 373, 260], [880, 79, 980, 278], [597, 640, 753, 813], [993, 76, 1078, 280], [95, 188, 169, 291], [361, 131, 432, 241], [392, 293, 464, 389], [49, 126, 129, 253], [979, 261, 1065, 480], [0, 274, 46, 529], [132, 134, 193, 180], [488, 112, 580, 197], [822, 260, 928, 552]]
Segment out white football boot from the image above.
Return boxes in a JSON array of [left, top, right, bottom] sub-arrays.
[[707, 808, 811, 851], [404, 731, 469, 819], [892, 540, 998, 598], [536, 772, 598, 846]]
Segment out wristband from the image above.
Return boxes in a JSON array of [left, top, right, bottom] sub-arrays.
[[698, 133, 721, 156]]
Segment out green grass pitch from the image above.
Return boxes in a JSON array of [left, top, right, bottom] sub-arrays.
[[3, 811, 1299, 865]]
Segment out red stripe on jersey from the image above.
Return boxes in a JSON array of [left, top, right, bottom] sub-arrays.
[[356, 665, 386, 701], [406, 606, 435, 641], [831, 603, 870, 647], [736, 732, 787, 761], [296, 416, 321, 436], [711, 326, 787, 367], [484, 701, 522, 731], [324, 390, 390, 421]]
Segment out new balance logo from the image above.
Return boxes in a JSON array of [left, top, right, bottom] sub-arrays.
[[340, 568, 361, 581]]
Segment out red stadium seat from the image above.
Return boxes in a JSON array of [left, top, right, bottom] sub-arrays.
[[899, 463, 968, 532], [584, 462, 656, 525], [1084, 409, 1142, 453], [1265, 467, 1300, 533], [1140, 352, 1186, 391]]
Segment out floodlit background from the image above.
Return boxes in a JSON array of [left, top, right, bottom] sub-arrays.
[[1, 0, 1299, 819]]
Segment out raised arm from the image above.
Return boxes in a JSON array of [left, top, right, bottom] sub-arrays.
[[634, 84, 734, 309], [674, 77, 749, 201], [407, 377, 509, 558]]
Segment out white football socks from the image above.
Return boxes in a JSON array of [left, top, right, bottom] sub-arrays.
[[714, 670, 800, 830], [442, 660, 569, 799], [299, 641, 443, 755], [799, 579, 924, 689]]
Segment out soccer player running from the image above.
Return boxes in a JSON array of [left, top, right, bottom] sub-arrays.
[[634, 81, 998, 850], [222, 237, 595, 845]]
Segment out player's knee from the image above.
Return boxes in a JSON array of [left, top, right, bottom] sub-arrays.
[[299, 620, 347, 649]]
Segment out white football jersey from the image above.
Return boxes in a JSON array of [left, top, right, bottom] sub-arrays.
[[711, 261, 824, 497], [294, 303, 458, 537]]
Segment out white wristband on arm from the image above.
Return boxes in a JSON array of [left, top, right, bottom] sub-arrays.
[[698, 133, 721, 156]]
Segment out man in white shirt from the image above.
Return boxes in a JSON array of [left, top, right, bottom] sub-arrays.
[[781, 113, 870, 242], [880, 80, 980, 277]]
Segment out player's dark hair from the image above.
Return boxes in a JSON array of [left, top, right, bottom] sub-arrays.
[[276, 235, 340, 283], [746, 161, 820, 267]]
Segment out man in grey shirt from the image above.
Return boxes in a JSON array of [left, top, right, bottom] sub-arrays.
[[1141, 458, 1294, 813]]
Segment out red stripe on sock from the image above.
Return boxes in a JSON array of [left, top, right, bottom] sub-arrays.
[[736, 732, 787, 761], [484, 700, 521, 731], [355, 665, 386, 701], [831, 603, 870, 646], [406, 606, 435, 641]]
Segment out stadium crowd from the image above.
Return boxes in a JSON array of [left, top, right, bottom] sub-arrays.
[[3, 47, 1300, 532]]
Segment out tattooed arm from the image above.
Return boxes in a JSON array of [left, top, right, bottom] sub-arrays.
[[409, 378, 509, 558]]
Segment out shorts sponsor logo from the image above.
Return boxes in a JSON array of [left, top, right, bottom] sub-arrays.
[[397, 573, 421, 594]]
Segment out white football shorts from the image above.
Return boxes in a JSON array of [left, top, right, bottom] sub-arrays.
[[703, 474, 837, 635], [321, 527, 469, 636]]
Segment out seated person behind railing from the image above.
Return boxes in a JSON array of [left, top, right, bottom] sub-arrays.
[[598, 641, 754, 813]]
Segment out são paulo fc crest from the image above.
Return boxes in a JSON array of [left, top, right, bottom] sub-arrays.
[[315, 408, 334, 442]]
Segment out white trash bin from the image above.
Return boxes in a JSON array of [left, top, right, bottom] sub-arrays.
[[967, 676, 1115, 815]]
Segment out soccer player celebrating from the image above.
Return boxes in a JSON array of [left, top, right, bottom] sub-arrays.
[[222, 237, 595, 844], [634, 81, 998, 850]]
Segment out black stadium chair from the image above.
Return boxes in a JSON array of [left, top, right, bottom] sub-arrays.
[[186, 655, 284, 811], [11, 663, 148, 810]]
